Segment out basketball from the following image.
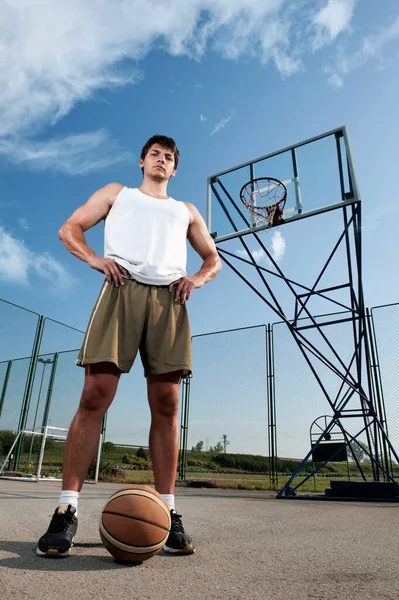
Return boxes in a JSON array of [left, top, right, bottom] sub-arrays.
[[99, 485, 171, 562]]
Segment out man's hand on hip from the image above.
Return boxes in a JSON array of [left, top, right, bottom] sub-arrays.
[[169, 275, 204, 304], [88, 256, 129, 287]]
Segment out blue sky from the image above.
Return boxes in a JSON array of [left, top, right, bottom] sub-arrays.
[[1, 1, 399, 452]]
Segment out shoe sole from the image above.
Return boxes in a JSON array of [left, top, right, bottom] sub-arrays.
[[163, 544, 196, 555], [36, 538, 74, 558]]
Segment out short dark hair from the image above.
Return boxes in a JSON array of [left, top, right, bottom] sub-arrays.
[[140, 134, 180, 174]]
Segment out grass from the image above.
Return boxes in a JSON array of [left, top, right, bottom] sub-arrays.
[[2, 444, 397, 493], [97, 470, 385, 493]]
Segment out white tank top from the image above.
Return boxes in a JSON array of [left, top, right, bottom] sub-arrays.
[[104, 187, 190, 285]]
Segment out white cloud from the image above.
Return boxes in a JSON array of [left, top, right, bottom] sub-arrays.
[[0, 130, 133, 176], [326, 14, 399, 87], [360, 15, 399, 58], [0, 1, 289, 140], [211, 110, 236, 135], [312, 0, 356, 50], [270, 230, 286, 263], [271, 49, 302, 77], [0, 0, 301, 172], [0, 227, 31, 285], [327, 72, 344, 88], [0, 0, 393, 162], [252, 249, 268, 263], [18, 218, 30, 230], [200, 114, 207, 122], [237, 230, 286, 265], [0, 226, 76, 293]]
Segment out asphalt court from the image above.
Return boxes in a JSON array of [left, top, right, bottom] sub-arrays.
[[1, 479, 398, 600]]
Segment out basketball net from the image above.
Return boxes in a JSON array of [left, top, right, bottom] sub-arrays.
[[240, 178, 287, 232]]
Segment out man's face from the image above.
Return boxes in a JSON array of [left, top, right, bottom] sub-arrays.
[[139, 144, 177, 181]]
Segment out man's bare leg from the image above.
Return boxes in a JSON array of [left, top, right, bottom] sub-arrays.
[[37, 362, 121, 557], [147, 371, 182, 494], [62, 362, 121, 491], [147, 371, 195, 554]]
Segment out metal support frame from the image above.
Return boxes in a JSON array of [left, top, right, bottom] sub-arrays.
[[266, 324, 278, 485], [209, 126, 399, 496], [178, 375, 191, 480]]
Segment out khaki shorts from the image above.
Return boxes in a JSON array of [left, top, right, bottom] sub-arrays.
[[76, 278, 192, 376]]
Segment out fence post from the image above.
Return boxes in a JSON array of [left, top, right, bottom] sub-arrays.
[[0, 360, 12, 420], [41, 353, 59, 429], [36, 425, 48, 481], [13, 315, 45, 470], [366, 308, 393, 478], [267, 324, 278, 486], [178, 375, 191, 480]]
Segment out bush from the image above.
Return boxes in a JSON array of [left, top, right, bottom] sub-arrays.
[[102, 441, 116, 455], [187, 459, 203, 467], [0, 430, 16, 455], [136, 447, 148, 460]]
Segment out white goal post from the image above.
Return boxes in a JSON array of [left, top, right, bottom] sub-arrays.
[[0, 425, 103, 483]]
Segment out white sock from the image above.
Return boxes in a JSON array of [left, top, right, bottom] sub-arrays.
[[161, 494, 175, 511], [58, 490, 80, 516]]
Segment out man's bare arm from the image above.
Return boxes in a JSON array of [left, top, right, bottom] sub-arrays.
[[59, 182, 128, 286], [169, 203, 222, 303]]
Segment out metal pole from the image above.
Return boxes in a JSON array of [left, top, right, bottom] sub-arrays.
[[27, 358, 50, 465], [0, 360, 12, 420], [365, 308, 391, 477], [267, 324, 278, 486], [94, 433, 103, 484], [41, 354, 58, 428], [36, 425, 48, 481], [206, 177, 212, 232], [291, 148, 302, 214], [14, 315, 45, 470], [94, 414, 108, 482], [100, 412, 107, 459], [179, 376, 191, 480]]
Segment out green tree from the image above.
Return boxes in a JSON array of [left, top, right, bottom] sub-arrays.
[[102, 441, 116, 455], [348, 442, 368, 463], [209, 441, 223, 453], [191, 440, 204, 452], [136, 447, 148, 460], [0, 430, 16, 455]]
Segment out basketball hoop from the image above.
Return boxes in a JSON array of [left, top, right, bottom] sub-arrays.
[[240, 177, 287, 231]]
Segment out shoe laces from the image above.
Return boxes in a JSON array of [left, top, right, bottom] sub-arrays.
[[48, 510, 74, 533], [170, 511, 185, 534]]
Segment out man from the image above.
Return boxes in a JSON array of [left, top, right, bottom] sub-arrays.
[[36, 134, 222, 558]]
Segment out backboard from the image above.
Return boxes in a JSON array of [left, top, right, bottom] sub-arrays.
[[207, 126, 360, 242]]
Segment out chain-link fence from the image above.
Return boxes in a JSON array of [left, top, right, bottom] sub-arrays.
[[181, 325, 270, 487], [181, 306, 398, 490], [271, 311, 382, 491], [0, 299, 84, 477], [370, 304, 399, 459], [0, 296, 398, 489]]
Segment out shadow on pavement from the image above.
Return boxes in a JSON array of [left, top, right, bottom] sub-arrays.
[[0, 540, 144, 571]]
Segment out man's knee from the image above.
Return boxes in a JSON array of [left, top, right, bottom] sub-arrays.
[[79, 364, 120, 413], [150, 390, 179, 419], [147, 372, 182, 419]]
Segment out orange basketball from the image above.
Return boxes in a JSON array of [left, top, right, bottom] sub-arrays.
[[99, 485, 171, 562]]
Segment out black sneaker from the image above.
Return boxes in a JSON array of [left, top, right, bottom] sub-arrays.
[[36, 505, 78, 557], [164, 510, 195, 554]]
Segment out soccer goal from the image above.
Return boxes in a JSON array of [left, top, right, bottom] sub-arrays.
[[0, 425, 102, 483]]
